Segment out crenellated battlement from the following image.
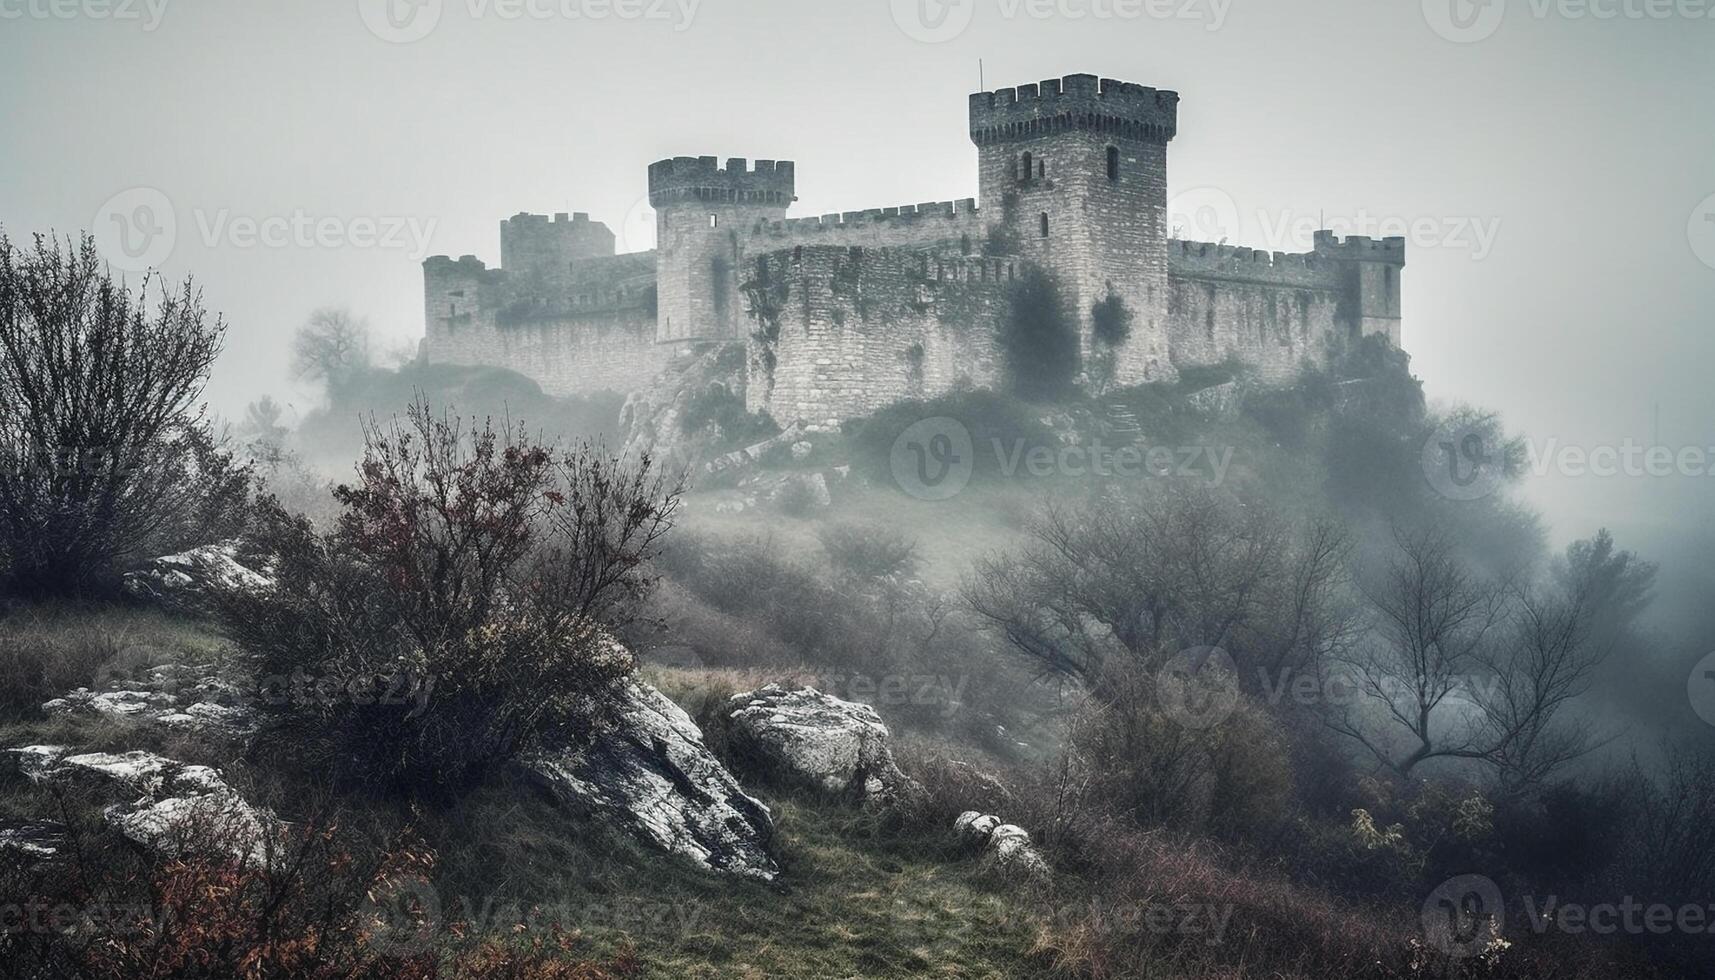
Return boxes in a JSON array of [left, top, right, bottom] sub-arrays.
[[1313, 230, 1407, 265], [503, 211, 598, 227], [423, 71, 1407, 418], [751, 198, 981, 242], [647, 156, 797, 208], [1168, 239, 1345, 289], [970, 73, 1179, 146], [424, 254, 502, 279]]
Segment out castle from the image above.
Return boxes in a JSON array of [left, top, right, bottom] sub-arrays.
[[422, 73, 1405, 430]]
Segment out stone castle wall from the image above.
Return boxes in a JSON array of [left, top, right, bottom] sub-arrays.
[[423, 254, 672, 398], [1166, 240, 1353, 380], [420, 74, 1406, 421], [746, 245, 1013, 428]]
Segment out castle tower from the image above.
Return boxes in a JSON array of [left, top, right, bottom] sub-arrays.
[[1314, 231, 1407, 348], [647, 156, 796, 345], [970, 74, 1180, 384], [500, 212, 616, 288]]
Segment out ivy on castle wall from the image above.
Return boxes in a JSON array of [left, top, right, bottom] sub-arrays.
[[1000, 264, 1079, 401]]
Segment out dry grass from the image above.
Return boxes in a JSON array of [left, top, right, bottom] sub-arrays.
[[0, 602, 224, 721]]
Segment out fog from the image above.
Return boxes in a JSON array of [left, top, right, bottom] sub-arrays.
[[0, 0, 1709, 543]]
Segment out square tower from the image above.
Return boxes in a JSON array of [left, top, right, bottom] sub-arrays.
[[971, 74, 1179, 384]]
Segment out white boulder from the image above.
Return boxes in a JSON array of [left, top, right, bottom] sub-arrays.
[[121, 541, 272, 611], [7, 747, 280, 866], [726, 685, 917, 806], [953, 810, 1051, 879]]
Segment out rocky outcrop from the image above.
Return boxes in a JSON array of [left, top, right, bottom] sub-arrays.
[[0, 819, 68, 863], [122, 542, 273, 612], [955, 810, 1050, 879], [7, 746, 281, 866], [42, 662, 255, 739], [526, 681, 779, 881], [726, 685, 917, 806], [618, 344, 751, 476], [1183, 379, 1244, 418], [703, 422, 807, 483]]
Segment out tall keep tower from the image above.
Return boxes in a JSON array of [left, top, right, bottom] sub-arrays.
[[971, 74, 1179, 384], [648, 156, 796, 344]]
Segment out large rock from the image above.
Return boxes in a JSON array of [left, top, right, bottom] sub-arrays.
[[526, 681, 779, 881], [7, 746, 280, 866], [122, 542, 273, 612], [726, 685, 917, 806]]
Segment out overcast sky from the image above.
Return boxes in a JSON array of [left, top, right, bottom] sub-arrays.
[[2, 0, 1712, 570]]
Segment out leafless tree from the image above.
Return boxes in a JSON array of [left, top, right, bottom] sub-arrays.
[[1327, 525, 1609, 790], [963, 486, 1289, 690], [0, 232, 249, 597], [291, 307, 372, 390], [1479, 584, 1609, 792]]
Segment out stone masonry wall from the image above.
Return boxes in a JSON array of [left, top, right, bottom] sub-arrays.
[[424, 255, 672, 397], [1165, 240, 1354, 380], [747, 245, 1013, 429]]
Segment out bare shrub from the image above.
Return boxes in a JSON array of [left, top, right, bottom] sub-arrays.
[[219, 399, 681, 797], [0, 814, 637, 979], [817, 522, 920, 582], [0, 232, 250, 598]]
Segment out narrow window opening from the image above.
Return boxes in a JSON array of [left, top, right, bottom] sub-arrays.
[[1040, 213, 1050, 239], [1021, 152, 1033, 182], [1107, 146, 1120, 182], [709, 214, 719, 229]]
